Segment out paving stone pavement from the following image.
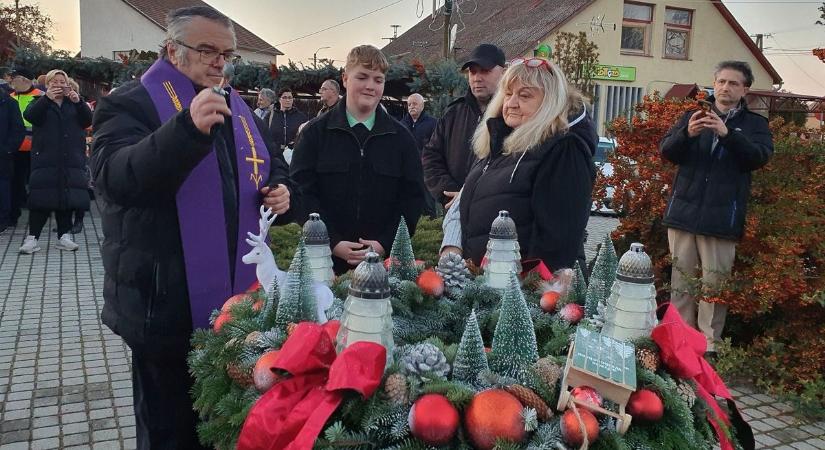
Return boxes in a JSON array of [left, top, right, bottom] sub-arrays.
[[0, 208, 821, 449]]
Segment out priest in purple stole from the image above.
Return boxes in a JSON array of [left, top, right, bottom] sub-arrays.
[[90, 6, 297, 450]]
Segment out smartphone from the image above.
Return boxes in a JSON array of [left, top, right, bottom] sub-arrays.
[[697, 99, 712, 114]]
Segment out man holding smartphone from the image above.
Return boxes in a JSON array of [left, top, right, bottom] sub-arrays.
[[660, 61, 773, 357]]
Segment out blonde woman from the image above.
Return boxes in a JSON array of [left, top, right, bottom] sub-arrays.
[[457, 58, 597, 271], [19, 69, 92, 253]]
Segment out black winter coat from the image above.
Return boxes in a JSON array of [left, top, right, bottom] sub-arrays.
[[401, 111, 437, 152], [290, 99, 425, 274], [660, 99, 773, 241], [269, 107, 308, 149], [24, 96, 92, 211], [90, 80, 296, 356], [422, 91, 483, 204], [0, 91, 25, 178], [460, 115, 597, 271]]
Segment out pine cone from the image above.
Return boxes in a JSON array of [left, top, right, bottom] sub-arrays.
[[636, 348, 661, 372], [505, 385, 552, 421], [533, 357, 563, 388], [401, 343, 450, 380], [676, 379, 696, 408], [245, 331, 262, 346], [383, 373, 409, 404], [436, 253, 472, 290], [226, 363, 252, 387], [286, 323, 298, 337]]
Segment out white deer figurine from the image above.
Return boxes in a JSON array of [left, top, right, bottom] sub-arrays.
[[241, 205, 334, 323], [242, 206, 285, 296]]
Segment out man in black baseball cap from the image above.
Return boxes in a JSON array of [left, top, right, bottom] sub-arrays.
[[423, 43, 506, 214]]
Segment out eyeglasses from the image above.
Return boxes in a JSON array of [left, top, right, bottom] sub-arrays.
[[508, 58, 552, 71], [174, 40, 240, 64]]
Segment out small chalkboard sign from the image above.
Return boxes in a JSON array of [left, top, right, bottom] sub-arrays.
[[557, 327, 638, 434]]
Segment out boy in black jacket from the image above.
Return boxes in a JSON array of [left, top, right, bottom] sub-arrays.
[[291, 45, 425, 274]]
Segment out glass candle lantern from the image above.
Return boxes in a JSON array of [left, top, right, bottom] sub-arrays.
[[602, 243, 658, 341], [302, 213, 335, 286], [483, 211, 522, 290], [336, 252, 394, 368]]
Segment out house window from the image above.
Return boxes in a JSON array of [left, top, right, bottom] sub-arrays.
[[621, 2, 654, 55], [664, 7, 693, 59]]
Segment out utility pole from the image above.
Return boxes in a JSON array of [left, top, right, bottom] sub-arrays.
[[442, 0, 453, 59], [755, 34, 763, 52]]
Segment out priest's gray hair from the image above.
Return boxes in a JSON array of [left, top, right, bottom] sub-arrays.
[[159, 6, 236, 61]]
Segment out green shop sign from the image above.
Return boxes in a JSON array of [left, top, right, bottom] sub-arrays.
[[592, 65, 636, 82]]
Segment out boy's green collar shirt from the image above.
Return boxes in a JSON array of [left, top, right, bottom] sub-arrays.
[[346, 110, 376, 131]]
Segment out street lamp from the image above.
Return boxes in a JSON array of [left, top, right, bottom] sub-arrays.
[[314, 46, 331, 69]]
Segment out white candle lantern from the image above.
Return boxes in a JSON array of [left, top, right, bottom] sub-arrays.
[[483, 210, 522, 290], [303, 213, 335, 286], [602, 243, 658, 341]]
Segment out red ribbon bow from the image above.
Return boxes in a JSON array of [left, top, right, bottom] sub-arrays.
[[651, 304, 754, 450], [236, 322, 387, 450], [521, 258, 554, 281]]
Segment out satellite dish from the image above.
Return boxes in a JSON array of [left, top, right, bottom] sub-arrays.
[[449, 23, 458, 53]]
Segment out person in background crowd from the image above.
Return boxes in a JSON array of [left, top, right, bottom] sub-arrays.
[[316, 79, 340, 116], [19, 69, 92, 254], [66, 77, 91, 234], [291, 45, 425, 274], [9, 68, 43, 227], [440, 58, 596, 275], [401, 93, 437, 217], [255, 88, 276, 121], [270, 87, 308, 151], [423, 43, 506, 209], [0, 86, 25, 232], [0, 67, 14, 94], [660, 60, 773, 357], [90, 6, 296, 448], [35, 74, 47, 91]]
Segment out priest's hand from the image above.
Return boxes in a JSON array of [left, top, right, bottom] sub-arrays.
[[358, 239, 384, 257], [261, 184, 290, 214], [333, 241, 369, 266], [190, 88, 231, 135]]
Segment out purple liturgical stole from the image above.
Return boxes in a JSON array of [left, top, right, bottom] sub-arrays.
[[141, 59, 270, 329]]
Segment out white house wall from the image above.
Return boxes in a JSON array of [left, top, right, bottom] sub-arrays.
[[80, 0, 167, 60]]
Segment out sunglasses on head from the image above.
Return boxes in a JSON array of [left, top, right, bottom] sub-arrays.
[[507, 58, 552, 70]]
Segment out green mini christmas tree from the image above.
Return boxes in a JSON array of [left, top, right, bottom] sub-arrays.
[[274, 240, 317, 331], [584, 234, 619, 322], [388, 217, 418, 281], [452, 310, 489, 383], [491, 273, 538, 377], [257, 276, 280, 329], [570, 260, 587, 305]]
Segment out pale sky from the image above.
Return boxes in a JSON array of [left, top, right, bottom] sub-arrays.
[[19, 0, 825, 94]]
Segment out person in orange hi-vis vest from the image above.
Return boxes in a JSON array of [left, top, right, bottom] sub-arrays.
[[9, 68, 43, 226]]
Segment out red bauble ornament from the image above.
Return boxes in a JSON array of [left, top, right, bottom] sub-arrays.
[[627, 389, 664, 422], [323, 320, 340, 343], [540, 291, 560, 313], [464, 389, 526, 450], [559, 303, 584, 324], [221, 293, 250, 313], [212, 312, 231, 333], [253, 350, 283, 393], [560, 408, 599, 447], [571, 386, 604, 412], [417, 270, 445, 297], [408, 394, 459, 445]]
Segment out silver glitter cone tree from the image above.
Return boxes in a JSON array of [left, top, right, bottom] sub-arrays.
[[452, 309, 489, 383], [388, 217, 417, 281], [302, 213, 335, 286], [274, 240, 317, 331], [491, 273, 538, 377], [585, 234, 619, 326]]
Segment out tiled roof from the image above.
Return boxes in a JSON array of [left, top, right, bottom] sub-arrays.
[[381, 0, 593, 62], [122, 0, 282, 56]]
